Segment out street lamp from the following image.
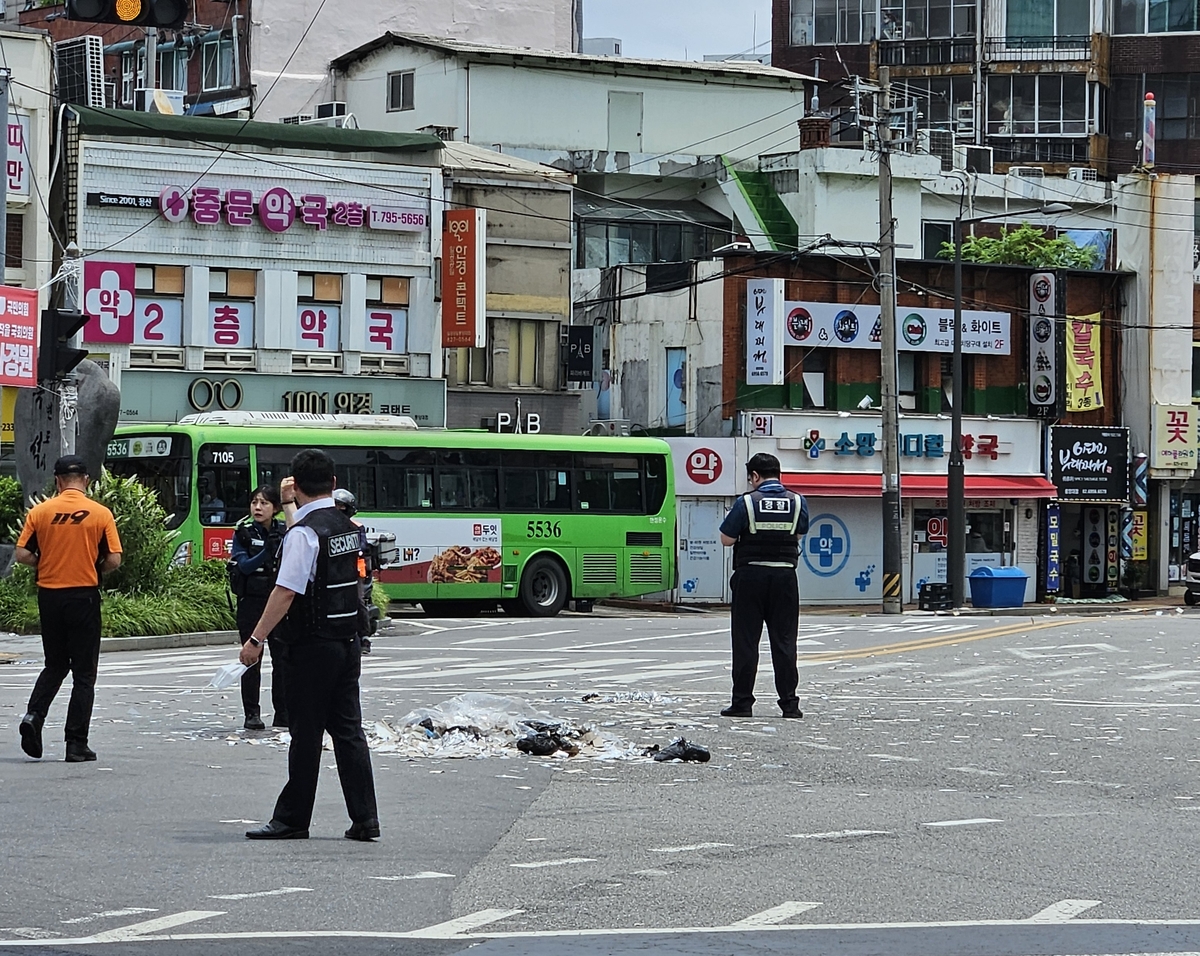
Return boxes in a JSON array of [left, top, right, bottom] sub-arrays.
[[948, 202, 1071, 606]]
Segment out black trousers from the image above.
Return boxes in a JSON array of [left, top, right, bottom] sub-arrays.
[[27, 587, 102, 745], [237, 596, 288, 722], [729, 566, 800, 711], [272, 637, 377, 829]]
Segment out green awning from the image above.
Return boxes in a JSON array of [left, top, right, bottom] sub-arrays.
[[68, 106, 443, 155]]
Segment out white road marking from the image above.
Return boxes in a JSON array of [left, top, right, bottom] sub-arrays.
[[60, 908, 157, 925], [789, 830, 892, 840], [88, 911, 225, 942], [371, 872, 455, 881], [454, 629, 579, 644], [922, 818, 1003, 828], [572, 628, 728, 648], [868, 753, 920, 762], [209, 888, 312, 900], [648, 842, 734, 853], [732, 902, 823, 927], [947, 766, 1006, 777], [1027, 899, 1102, 922], [510, 858, 597, 868], [417, 908, 524, 937]]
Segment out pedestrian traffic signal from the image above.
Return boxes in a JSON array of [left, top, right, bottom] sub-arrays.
[[64, 0, 188, 29], [38, 309, 88, 381]]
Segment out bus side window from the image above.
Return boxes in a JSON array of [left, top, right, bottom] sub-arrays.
[[577, 455, 642, 513], [540, 468, 571, 511], [644, 455, 668, 515], [198, 444, 250, 526], [380, 449, 433, 510]]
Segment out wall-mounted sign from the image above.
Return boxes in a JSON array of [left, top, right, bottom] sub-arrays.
[[746, 278, 784, 385], [82, 260, 136, 344], [86, 192, 156, 210], [1028, 271, 1058, 407], [297, 305, 340, 351], [567, 326, 594, 383], [0, 285, 38, 389], [156, 183, 430, 235], [7, 113, 30, 197], [134, 297, 183, 347], [441, 209, 486, 349], [209, 301, 254, 349], [783, 300, 1011, 355], [1048, 425, 1128, 501], [665, 438, 738, 496], [1151, 404, 1197, 470], [364, 309, 408, 354], [1066, 312, 1103, 411], [1131, 509, 1148, 561]]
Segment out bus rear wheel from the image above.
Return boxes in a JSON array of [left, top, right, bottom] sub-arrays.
[[519, 557, 568, 617]]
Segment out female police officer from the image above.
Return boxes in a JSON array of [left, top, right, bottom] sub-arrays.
[[230, 484, 288, 730]]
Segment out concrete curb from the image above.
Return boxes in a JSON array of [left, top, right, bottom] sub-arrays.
[[101, 630, 239, 653]]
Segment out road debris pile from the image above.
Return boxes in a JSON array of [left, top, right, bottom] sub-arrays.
[[363, 693, 649, 760], [647, 737, 711, 763]]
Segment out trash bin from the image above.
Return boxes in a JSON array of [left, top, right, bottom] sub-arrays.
[[968, 566, 1029, 608]]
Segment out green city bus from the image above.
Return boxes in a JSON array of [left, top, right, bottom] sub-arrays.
[[106, 412, 676, 616]]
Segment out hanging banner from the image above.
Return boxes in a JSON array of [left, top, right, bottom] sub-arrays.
[[1044, 503, 1061, 592], [0, 285, 39, 389], [783, 300, 1010, 355], [441, 208, 486, 349], [1151, 404, 1197, 471], [1065, 312, 1103, 411], [1130, 509, 1148, 561], [746, 278, 784, 386], [1028, 271, 1057, 407]]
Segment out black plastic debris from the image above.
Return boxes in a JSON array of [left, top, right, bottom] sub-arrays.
[[651, 737, 711, 763], [517, 733, 559, 756]]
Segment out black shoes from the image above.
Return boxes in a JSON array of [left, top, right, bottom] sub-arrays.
[[244, 712, 266, 731], [652, 737, 711, 763], [781, 708, 803, 719], [65, 743, 96, 762], [720, 705, 753, 718], [19, 713, 42, 759], [344, 819, 381, 841], [245, 819, 309, 840]]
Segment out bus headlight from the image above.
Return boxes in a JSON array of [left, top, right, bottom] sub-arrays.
[[169, 539, 193, 567]]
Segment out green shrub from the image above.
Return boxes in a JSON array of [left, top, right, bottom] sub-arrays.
[[0, 476, 24, 543], [938, 223, 1100, 269], [371, 581, 390, 618], [87, 470, 176, 594]]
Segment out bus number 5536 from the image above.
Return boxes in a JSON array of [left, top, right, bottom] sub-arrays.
[[527, 520, 562, 538]]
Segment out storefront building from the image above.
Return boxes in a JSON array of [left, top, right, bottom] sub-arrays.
[[64, 108, 447, 423]]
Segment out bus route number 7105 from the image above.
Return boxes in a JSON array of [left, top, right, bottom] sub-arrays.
[[527, 520, 562, 538]]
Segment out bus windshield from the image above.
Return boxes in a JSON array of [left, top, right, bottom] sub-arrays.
[[105, 434, 193, 529]]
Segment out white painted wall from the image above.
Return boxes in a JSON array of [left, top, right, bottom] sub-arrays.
[[338, 47, 808, 164], [251, 0, 577, 122]]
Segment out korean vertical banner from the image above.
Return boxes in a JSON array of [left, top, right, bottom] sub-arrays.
[[745, 278, 784, 386], [1028, 271, 1057, 408], [0, 285, 39, 388], [1065, 312, 1103, 411], [441, 209, 486, 349]]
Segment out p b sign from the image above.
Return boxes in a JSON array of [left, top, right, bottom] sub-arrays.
[[567, 326, 594, 383]]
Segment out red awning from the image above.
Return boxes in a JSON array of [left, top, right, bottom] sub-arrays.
[[782, 473, 1057, 499]]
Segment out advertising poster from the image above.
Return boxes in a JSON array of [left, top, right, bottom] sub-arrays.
[[0, 285, 39, 389], [1048, 426, 1128, 501], [1151, 404, 1197, 471], [374, 518, 503, 585], [1065, 312, 1103, 411], [782, 300, 1010, 355]]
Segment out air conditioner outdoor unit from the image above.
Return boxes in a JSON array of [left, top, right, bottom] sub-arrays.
[[419, 124, 457, 141], [918, 128, 955, 171], [954, 103, 975, 135], [1008, 165, 1045, 179], [314, 100, 348, 119], [54, 36, 105, 108], [300, 114, 357, 129], [134, 88, 185, 114], [952, 144, 993, 174], [280, 114, 313, 125], [1067, 166, 1098, 182]]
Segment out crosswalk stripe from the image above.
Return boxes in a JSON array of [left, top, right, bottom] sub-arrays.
[[732, 902, 823, 927]]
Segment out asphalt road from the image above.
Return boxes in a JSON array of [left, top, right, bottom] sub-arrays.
[[2, 607, 1200, 956]]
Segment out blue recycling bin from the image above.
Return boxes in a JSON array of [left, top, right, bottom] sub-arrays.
[[968, 566, 1029, 608]]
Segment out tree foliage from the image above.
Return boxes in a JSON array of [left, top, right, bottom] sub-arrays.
[[938, 223, 1100, 269]]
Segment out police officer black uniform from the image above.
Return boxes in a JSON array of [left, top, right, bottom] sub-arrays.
[[241, 449, 379, 842], [229, 485, 288, 730], [718, 452, 809, 719]]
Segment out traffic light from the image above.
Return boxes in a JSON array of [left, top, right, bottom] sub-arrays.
[[38, 309, 88, 382], [64, 0, 188, 29]]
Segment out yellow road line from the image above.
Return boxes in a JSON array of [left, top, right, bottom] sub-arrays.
[[799, 618, 1072, 663]]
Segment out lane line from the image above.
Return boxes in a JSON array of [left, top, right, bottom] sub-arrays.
[[371, 872, 455, 881], [648, 842, 734, 853], [570, 628, 728, 649], [799, 619, 1073, 663], [1027, 900, 1102, 922], [208, 888, 312, 901], [922, 818, 1004, 828], [60, 909, 157, 925], [87, 911, 225, 943], [510, 858, 596, 869], [789, 830, 892, 840], [732, 902, 823, 927], [417, 908, 524, 937]]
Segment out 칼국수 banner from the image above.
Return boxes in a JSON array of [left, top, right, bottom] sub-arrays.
[[1066, 312, 1103, 412]]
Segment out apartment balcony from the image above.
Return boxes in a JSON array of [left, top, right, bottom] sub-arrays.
[[877, 38, 975, 67], [984, 35, 1091, 62]]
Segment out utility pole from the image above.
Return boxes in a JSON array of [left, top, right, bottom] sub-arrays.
[[877, 66, 903, 614], [145, 27, 158, 92]]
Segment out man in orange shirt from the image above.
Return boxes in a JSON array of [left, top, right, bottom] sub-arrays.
[[16, 455, 122, 763]]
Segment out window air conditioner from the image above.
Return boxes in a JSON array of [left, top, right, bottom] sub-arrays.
[[314, 101, 348, 119], [1067, 166, 1098, 182], [280, 114, 313, 125], [1008, 165, 1045, 179], [918, 128, 955, 171], [952, 145, 993, 174]]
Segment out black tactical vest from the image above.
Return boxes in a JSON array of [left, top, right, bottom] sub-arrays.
[[287, 506, 363, 642], [733, 489, 806, 569], [232, 518, 284, 599]]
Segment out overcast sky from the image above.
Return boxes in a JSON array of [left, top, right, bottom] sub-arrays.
[[583, 0, 774, 61]]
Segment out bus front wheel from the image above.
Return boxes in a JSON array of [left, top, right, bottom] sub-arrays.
[[520, 557, 568, 617]]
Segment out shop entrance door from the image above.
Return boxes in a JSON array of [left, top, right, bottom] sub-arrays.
[[677, 498, 729, 602]]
